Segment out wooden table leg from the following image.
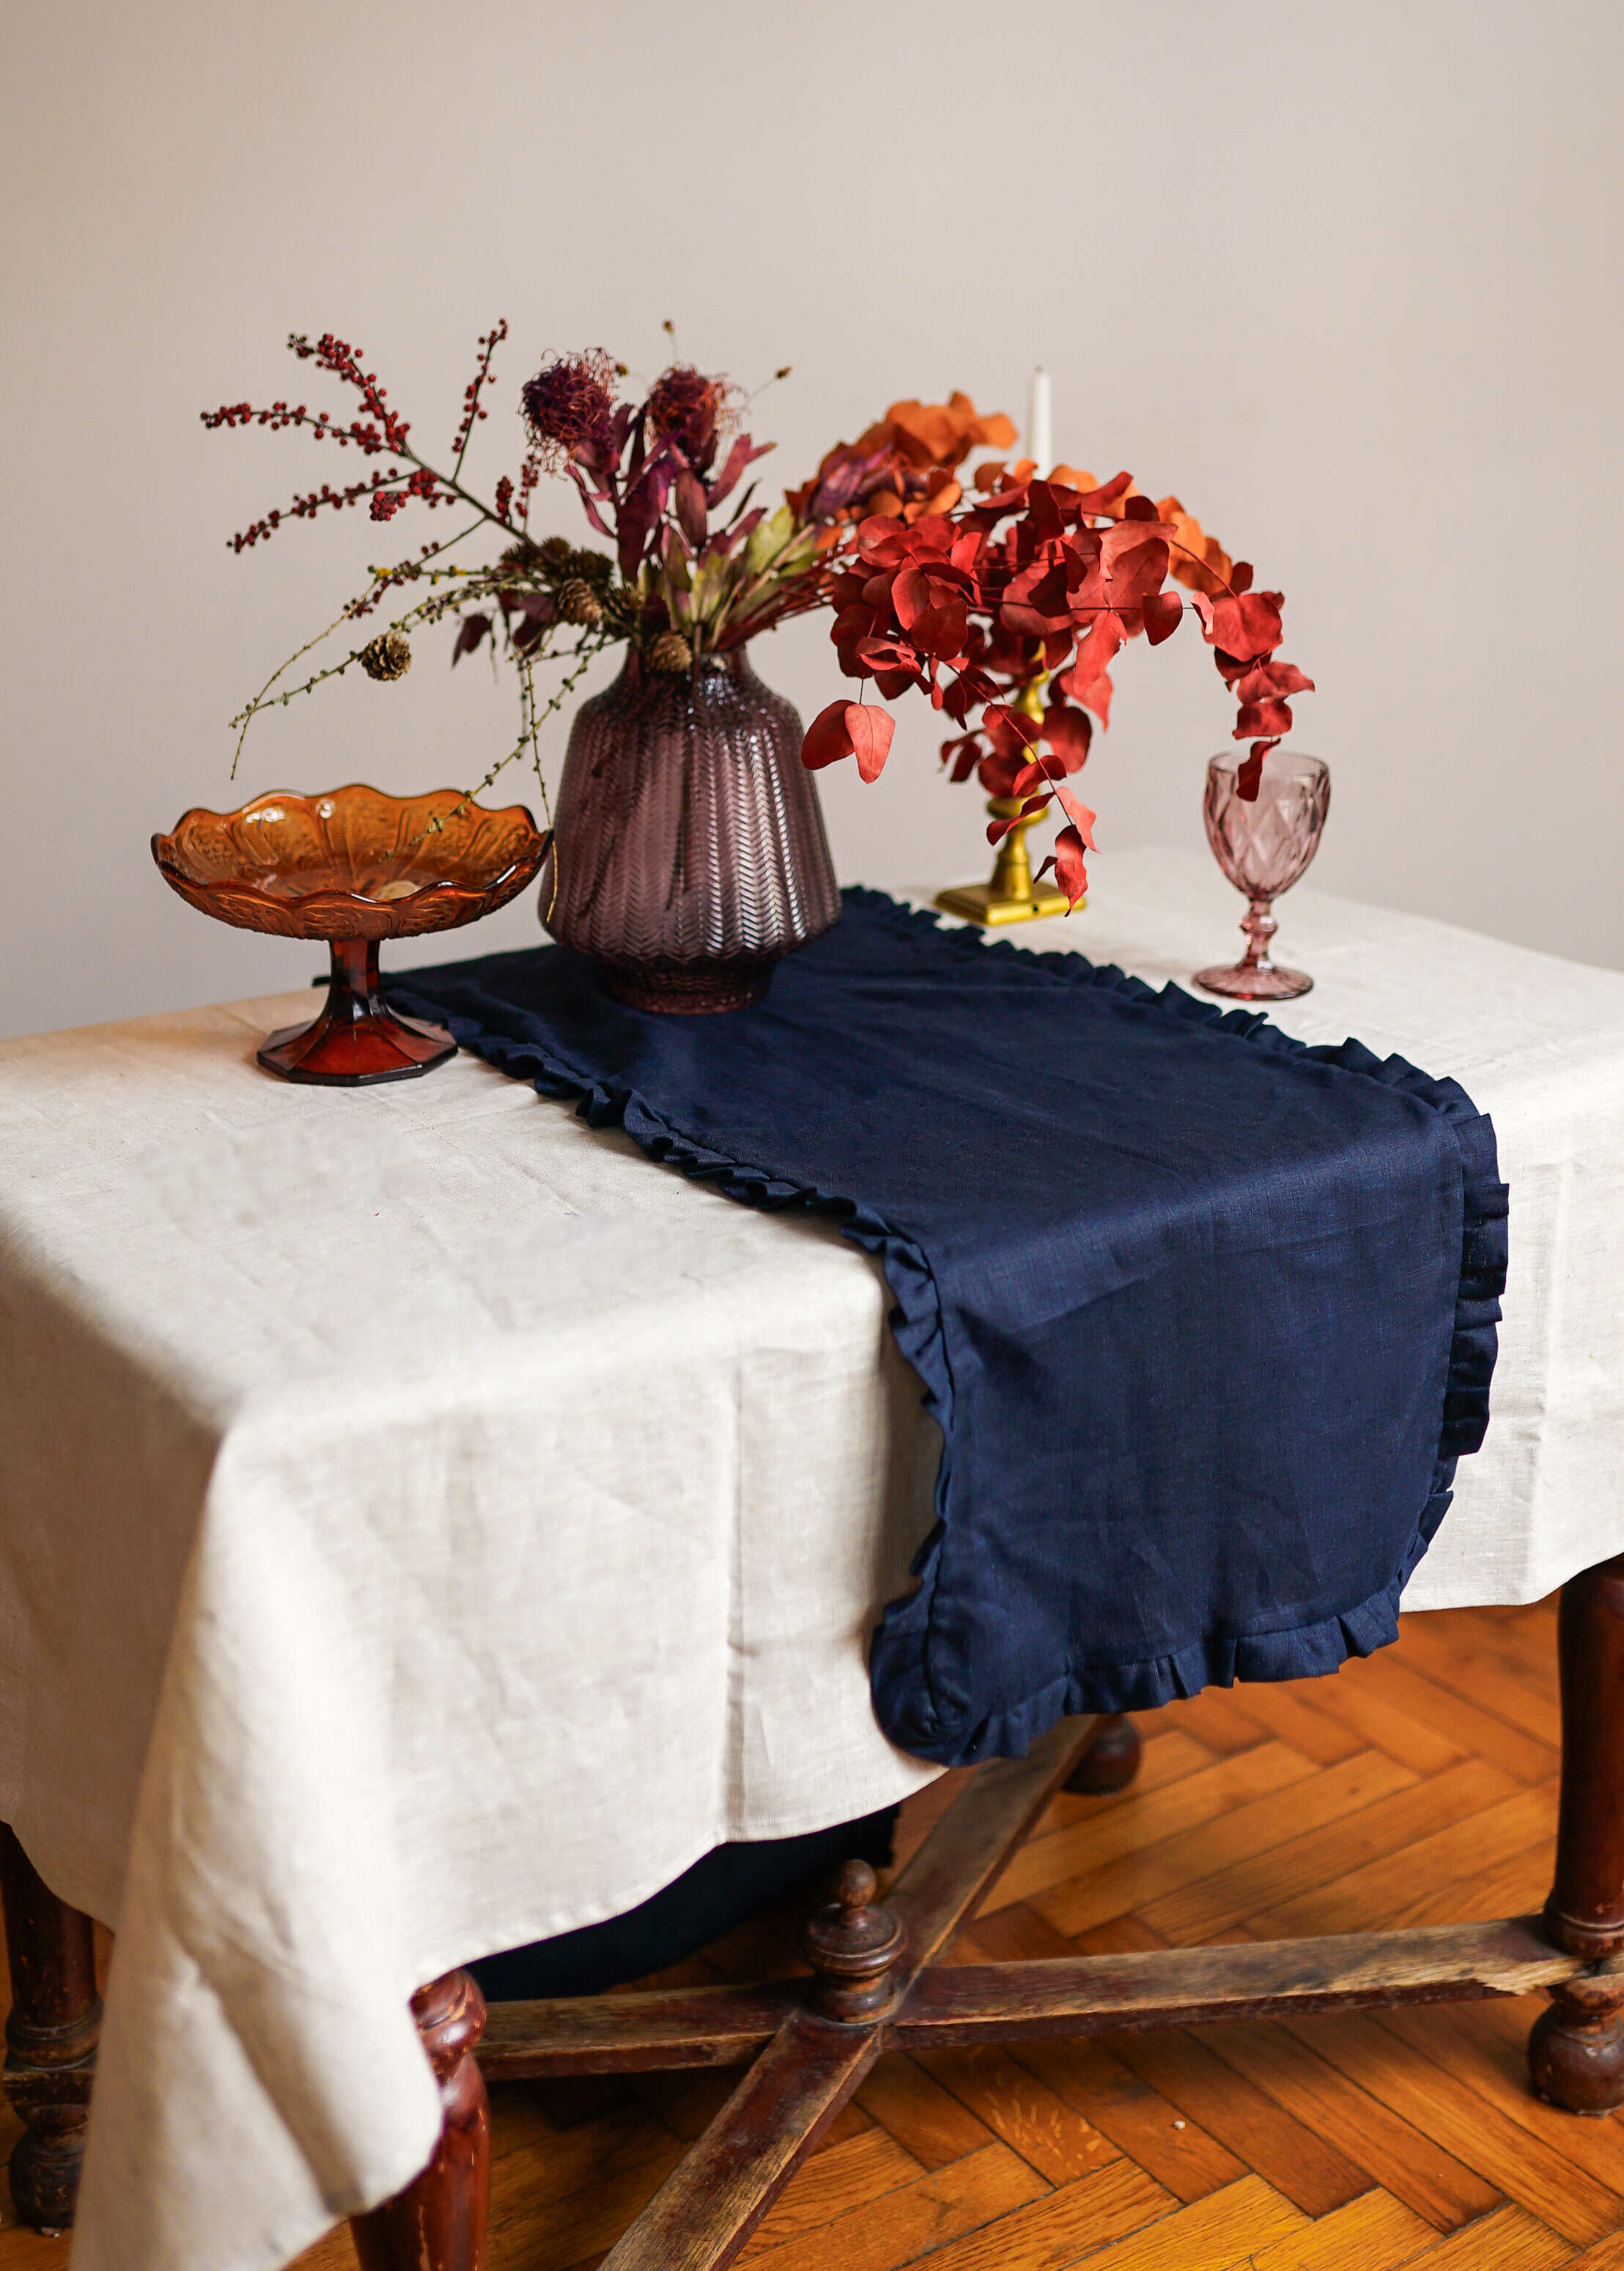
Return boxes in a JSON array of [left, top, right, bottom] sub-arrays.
[[350, 1970, 490, 2271], [1530, 1553, 1624, 2112], [1064, 1712, 1143, 1795], [0, 1826, 101, 2234]]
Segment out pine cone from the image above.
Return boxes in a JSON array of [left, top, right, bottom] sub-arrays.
[[565, 548, 613, 589], [599, 584, 640, 638], [358, 630, 412, 682], [648, 630, 693, 673], [556, 578, 603, 628], [536, 535, 573, 570]]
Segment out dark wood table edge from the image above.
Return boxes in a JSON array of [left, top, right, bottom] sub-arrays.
[[5, 1552, 1621, 2270]]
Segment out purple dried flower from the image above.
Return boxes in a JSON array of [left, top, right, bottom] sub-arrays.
[[646, 363, 733, 474], [520, 350, 617, 467]]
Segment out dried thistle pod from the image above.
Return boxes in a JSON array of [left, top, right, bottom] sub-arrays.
[[556, 578, 603, 629], [647, 629, 693, 674], [359, 630, 412, 682]]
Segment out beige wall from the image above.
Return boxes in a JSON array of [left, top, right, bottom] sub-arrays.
[[2, 0, 1620, 1038]]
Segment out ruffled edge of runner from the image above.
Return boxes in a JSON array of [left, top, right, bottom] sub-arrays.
[[387, 887, 1507, 1769]]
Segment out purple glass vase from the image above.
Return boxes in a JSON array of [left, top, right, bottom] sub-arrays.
[[542, 647, 841, 1012]]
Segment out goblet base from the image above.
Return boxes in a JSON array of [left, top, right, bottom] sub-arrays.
[[256, 935, 457, 1084], [258, 1004, 456, 1085], [1194, 960, 1314, 1002]]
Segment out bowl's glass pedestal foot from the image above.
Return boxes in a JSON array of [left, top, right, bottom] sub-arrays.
[[257, 938, 456, 1086]]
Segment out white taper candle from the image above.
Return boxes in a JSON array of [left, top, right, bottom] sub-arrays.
[[1025, 367, 1052, 476]]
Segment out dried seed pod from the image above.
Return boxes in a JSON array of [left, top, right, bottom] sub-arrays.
[[648, 630, 693, 673], [359, 630, 412, 682]]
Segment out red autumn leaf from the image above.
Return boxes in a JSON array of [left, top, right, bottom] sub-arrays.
[[1041, 700, 1093, 771], [1058, 614, 1124, 725], [987, 793, 1051, 843], [981, 702, 1041, 759], [1068, 527, 1170, 627], [802, 699, 855, 770], [1024, 481, 1065, 543], [1234, 697, 1294, 738], [978, 748, 1029, 796], [1099, 523, 1173, 606], [451, 612, 491, 664], [1233, 658, 1315, 702], [1036, 822, 1090, 908], [846, 701, 895, 782], [907, 599, 970, 658], [855, 634, 926, 688], [951, 743, 983, 783], [856, 515, 909, 564], [893, 568, 970, 658], [1197, 589, 1284, 660], [950, 527, 983, 575], [1237, 740, 1277, 798], [1000, 559, 1073, 638], [1052, 783, 1097, 848], [1143, 590, 1183, 646], [1066, 471, 1134, 516], [1230, 561, 1254, 594], [1053, 823, 1090, 905], [892, 567, 934, 628]]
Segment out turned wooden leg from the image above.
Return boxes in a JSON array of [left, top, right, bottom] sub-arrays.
[[350, 1970, 490, 2271], [1064, 1713, 1143, 1796], [0, 1827, 101, 2234], [1530, 1553, 1624, 2113], [802, 1860, 907, 2022]]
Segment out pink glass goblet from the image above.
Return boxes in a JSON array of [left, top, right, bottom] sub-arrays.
[[1194, 748, 1330, 1001]]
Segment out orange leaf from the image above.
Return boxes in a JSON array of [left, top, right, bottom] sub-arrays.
[[845, 702, 895, 782]]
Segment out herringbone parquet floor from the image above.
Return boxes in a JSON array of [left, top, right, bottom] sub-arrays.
[[5, 1595, 1622, 2270]]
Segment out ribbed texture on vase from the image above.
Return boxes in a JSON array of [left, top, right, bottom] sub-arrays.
[[544, 647, 841, 1009]]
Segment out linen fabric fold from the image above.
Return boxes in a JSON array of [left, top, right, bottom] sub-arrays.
[[389, 888, 1508, 1769]]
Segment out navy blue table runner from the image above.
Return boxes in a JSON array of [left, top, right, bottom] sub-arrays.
[[388, 890, 1507, 1769]]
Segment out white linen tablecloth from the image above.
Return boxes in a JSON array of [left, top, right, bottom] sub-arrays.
[[1, 843, 1621, 2271]]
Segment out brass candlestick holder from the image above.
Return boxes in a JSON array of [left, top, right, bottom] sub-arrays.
[[934, 672, 1077, 925]]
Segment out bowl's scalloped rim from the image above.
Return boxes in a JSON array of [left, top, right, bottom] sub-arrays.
[[150, 782, 548, 938]]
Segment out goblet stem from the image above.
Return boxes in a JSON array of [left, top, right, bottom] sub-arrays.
[[1239, 899, 1278, 974], [1194, 891, 1313, 1001]]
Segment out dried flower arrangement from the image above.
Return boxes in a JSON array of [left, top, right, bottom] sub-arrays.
[[205, 323, 1310, 905]]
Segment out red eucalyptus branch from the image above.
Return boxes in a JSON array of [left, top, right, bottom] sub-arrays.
[[205, 326, 1313, 894]]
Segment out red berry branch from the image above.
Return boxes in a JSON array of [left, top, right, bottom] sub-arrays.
[[450, 321, 507, 474]]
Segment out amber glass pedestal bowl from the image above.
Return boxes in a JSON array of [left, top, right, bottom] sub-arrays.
[[152, 785, 548, 1085]]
